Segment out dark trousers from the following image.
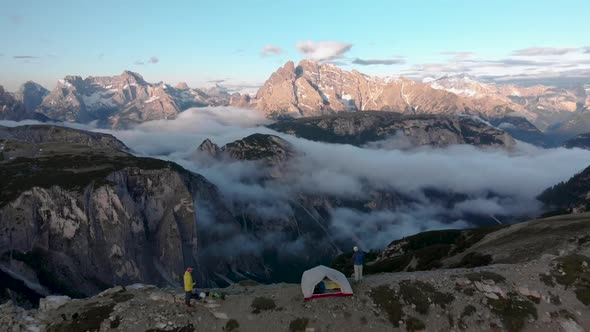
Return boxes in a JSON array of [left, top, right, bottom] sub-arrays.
[[185, 291, 192, 305]]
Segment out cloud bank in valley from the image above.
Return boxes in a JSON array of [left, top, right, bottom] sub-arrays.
[[3, 107, 590, 250]]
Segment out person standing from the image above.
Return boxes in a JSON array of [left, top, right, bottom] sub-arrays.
[[352, 246, 365, 282], [184, 267, 196, 306]]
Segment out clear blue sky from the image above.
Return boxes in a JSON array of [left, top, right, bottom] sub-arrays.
[[1, 0, 589, 90]]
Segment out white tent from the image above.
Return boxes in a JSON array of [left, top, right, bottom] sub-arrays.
[[301, 265, 353, 300]]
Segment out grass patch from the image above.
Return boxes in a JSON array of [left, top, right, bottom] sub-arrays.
[[47, 302, 116, 332], [550, 309, 577, 322], [539, 273, 555, 287], [110, 316, 121, 329], [225, 319, 239, 331], [487, 292, 538, 332], [399, 280, 454, 315], [251, 297, 276, 314], [549, 292, 561, 305], [575, 287, 590, 305], [369, 285, 404, 327], [461, 304, 476, 318], [289, 317, 309, 332], [238, 280, 258, 287], [452, 252, 493, 268], [462, 288, 476, 296], [551, 254, 590, 306], [551, 254, 590, 287], [360, 316, 368, 325], [405, 316, 426, 331], [464, 271, 506, 284], [0, 153, 185, 207]]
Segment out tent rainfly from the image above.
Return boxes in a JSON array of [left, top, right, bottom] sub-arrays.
[[301, 265, 353, 300]]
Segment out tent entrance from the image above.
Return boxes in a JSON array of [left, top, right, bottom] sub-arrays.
[[313, 278, 343, 295]]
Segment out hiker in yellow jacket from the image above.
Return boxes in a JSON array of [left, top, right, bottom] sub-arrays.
[[184, 267, 196, 306]]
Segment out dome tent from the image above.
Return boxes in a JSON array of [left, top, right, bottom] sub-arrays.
[[301, 265, 353, 300]]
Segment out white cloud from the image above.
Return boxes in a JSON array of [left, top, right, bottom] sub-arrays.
[[512, 47, 579, 56], [260, 45, 283, 57], [148, 56, 159, 64], [352, 58, 405, 65], [296, 40, 352, 61]]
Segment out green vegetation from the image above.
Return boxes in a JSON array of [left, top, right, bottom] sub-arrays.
[[288, 317, 309, 332], [405, 316, 426, 331], [551, 254, 590, 305], [110, 316, 121, 329], [487, 292, 538, 332], [452, 252, 493, 268], [459, 305, 477, 330], [0, 153, 186, 207], [332, 226, 503, 276], [461, 305, 476, 318], [369, 285, 404, 327], [251, 297, 276, 314], [238, 280, 258, 287], [398, 280, 454, 315], [462, 287, 476, 296], [225, 319, 240, 331], [550, 309, 577, 322], [539, 273, 555, 287], [47, 302, 117, 332]]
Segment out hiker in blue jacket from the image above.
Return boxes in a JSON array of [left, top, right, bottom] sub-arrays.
[[351, 246, 365, 282]]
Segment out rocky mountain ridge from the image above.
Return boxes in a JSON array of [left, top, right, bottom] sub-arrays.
[[267, 111, 516, 148], [2, 213, 589, 332], [19, 71, 244, 128], [428, 74, 588, 131]]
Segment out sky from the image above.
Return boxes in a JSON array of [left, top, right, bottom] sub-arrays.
[[1, 0, 589, 91]]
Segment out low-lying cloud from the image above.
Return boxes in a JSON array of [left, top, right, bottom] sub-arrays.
[[3, 107, 590, 251]]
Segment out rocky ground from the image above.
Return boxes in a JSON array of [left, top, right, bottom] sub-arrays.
[[2, 231, 589, 332]]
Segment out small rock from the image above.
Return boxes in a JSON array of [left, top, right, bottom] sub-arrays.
[[212, 312, 229, 320], [559, 319, 585, 332], [39, 296, 71, 311], [97, 286, 125, 297], [484, 292, 499, 300]]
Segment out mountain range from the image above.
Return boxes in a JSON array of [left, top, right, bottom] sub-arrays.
[[1, 60, 590, 142]]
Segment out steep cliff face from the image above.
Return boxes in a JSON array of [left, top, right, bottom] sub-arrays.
[[13, 81, 49, 113], [0, 86, 48, 122], [0, 125, 266, 299], [268, 111, 515, 148]]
